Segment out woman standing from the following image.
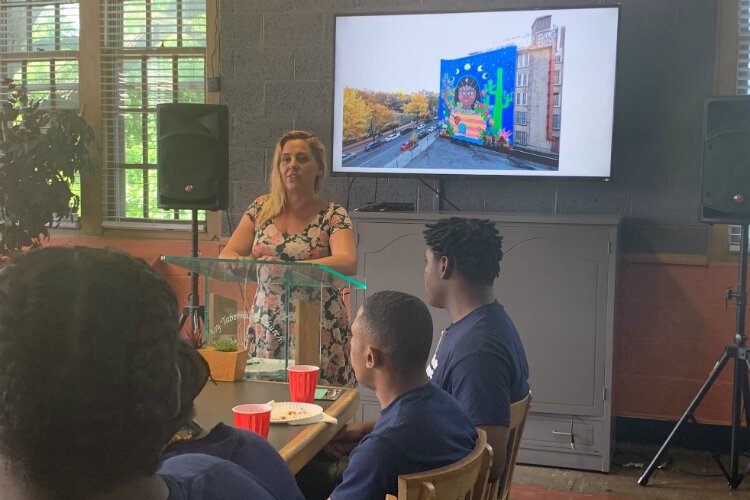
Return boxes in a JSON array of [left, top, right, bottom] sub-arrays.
[[220, 130, 357, 386]]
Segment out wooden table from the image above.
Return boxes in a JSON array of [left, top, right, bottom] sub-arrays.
[[194, 380, 360, 474]]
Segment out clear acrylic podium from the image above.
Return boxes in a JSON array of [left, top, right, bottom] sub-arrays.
[[162, 256, 366, 381]]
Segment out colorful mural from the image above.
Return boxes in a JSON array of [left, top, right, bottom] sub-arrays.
[[438, 46, 517, 149]]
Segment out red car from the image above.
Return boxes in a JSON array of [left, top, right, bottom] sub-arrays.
[[400, 139, 416, 151]]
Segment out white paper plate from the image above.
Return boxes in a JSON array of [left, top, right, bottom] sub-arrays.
[[270, 402, 323, 424]]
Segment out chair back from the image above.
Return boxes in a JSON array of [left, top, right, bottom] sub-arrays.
[[486, 392, 532, 500], [385, 428, 492, 500]]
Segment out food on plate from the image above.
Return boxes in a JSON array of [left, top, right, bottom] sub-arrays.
[[275, 408, 307, 421]]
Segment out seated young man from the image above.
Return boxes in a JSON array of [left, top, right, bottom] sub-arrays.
[[0, 247, 291, 499], [328, 291, 477, 500], [423, 217, 530, 483], [163, 337, 304, 500], [328, 218, 530, 489]]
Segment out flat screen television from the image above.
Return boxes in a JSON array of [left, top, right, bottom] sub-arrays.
[[332, 6, 619, 178]]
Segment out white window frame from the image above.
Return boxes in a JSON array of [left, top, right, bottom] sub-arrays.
[[1, 0, 82, 228], [100, 0, 208, 228]]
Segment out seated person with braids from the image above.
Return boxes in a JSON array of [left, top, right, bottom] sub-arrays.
[[422, 217, 529, 483], [0, 246, 293, 500], [163, 338, 304, 500]]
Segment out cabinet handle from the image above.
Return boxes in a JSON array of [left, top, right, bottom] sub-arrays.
[[552, 430, 576, 451]]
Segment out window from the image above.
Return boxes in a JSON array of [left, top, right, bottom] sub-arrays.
[[1, 1, 82, 209], [0, 0, 80, 109], [552, 114, 561, 130], [554, 69, 561, 85], [101, 0, 207, 226], [515, 92, 527, 106], [556, 51, 563, 63], [515, 111, 527, 126], [517, 53, 529, 68], [516, 131, 527, 145], [516, 72, 527, 87], [553, 93, 561, 107]]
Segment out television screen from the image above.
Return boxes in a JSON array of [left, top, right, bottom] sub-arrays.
[[332, 7, 619, 178]]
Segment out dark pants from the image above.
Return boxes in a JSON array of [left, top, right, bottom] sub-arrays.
[[295, 451, 348, 500]]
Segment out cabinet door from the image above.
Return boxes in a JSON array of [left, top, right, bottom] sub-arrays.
[[355, 219, 612, 419], [354, 221, 451, 357], [497, 223, 611, 417]]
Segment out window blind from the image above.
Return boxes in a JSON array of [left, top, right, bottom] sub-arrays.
[[738, 0, 750, 94], [100, 0, 207, 226], [0, 0, 80, 109], [730, 0, 750, 250]]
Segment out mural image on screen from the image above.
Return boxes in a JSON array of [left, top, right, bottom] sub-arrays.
[[332, 7, 617, 177], [339, 15, 566, 173]]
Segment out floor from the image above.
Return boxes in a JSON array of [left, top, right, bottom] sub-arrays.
[[509, 442, 750, 499]]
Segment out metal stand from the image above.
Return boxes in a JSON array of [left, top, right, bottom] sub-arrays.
[[177, 210, 204, 345], [638, 224, 750, 489]]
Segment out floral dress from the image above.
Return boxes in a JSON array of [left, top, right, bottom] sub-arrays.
[[246, 195, 354, 386]]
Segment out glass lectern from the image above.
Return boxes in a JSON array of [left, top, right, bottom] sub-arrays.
[[162, 256, 366, 381]]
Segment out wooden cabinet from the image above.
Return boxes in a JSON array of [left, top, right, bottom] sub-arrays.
[[350, 212, 619, 472]]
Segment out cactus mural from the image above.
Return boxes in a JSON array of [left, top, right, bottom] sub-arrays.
[[437, 46, 517, 146], [487, 68, 512, 135]]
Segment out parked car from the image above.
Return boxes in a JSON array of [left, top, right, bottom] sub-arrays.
[[416, 124, 425, 130], [342, 152, 357, 162], [384, 133, 400, 142], [364, 140, 384, 151], [400, 127, 415, 135], [400, 139, 417, 151]]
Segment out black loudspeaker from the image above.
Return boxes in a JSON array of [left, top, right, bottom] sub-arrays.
[[157, 103, 228, 211], [701, 96, 750, 224]]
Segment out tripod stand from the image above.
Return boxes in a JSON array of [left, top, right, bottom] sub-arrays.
[[178, 210, 204, 345], [638, 224, 750, 489]]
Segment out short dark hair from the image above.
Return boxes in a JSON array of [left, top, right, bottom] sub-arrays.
[[359, 291, 433, 376], [423, 217, 503, 286], [0, 247, 180, 498]]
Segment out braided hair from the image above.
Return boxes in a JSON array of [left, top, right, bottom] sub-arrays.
[[423, 218, 503, 286], [0, 247, 180, 498]]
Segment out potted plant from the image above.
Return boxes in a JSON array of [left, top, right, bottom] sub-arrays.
[[198, 337, 249, 382], [0, 79, 95, 258]]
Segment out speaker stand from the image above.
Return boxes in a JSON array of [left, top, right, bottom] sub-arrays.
[[178, 210, 205, 347], [638, 224, 750, 489]]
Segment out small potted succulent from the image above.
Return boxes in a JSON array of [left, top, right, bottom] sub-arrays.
[[198, 337, 249, 382]]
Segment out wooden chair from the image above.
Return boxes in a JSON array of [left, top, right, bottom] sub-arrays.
[[485, 392, 532, 500], [385, 428, 492, 500]]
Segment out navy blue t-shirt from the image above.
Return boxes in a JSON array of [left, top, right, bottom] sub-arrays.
[[427, 301, 529, 427], [159, 453, 279, 499], [330, 382, 476, 500], [163, 423, 304, 500]]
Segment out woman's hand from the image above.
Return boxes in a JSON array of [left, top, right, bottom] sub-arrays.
[[255, 255, 277, 261], [220, 249, 243, 259]]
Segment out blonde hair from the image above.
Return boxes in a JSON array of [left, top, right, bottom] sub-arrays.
[[257, 130, 326, 226]]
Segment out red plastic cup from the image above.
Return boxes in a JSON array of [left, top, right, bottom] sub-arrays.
[[232, 403, 272, 438], [287, 365, 320, 403]]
